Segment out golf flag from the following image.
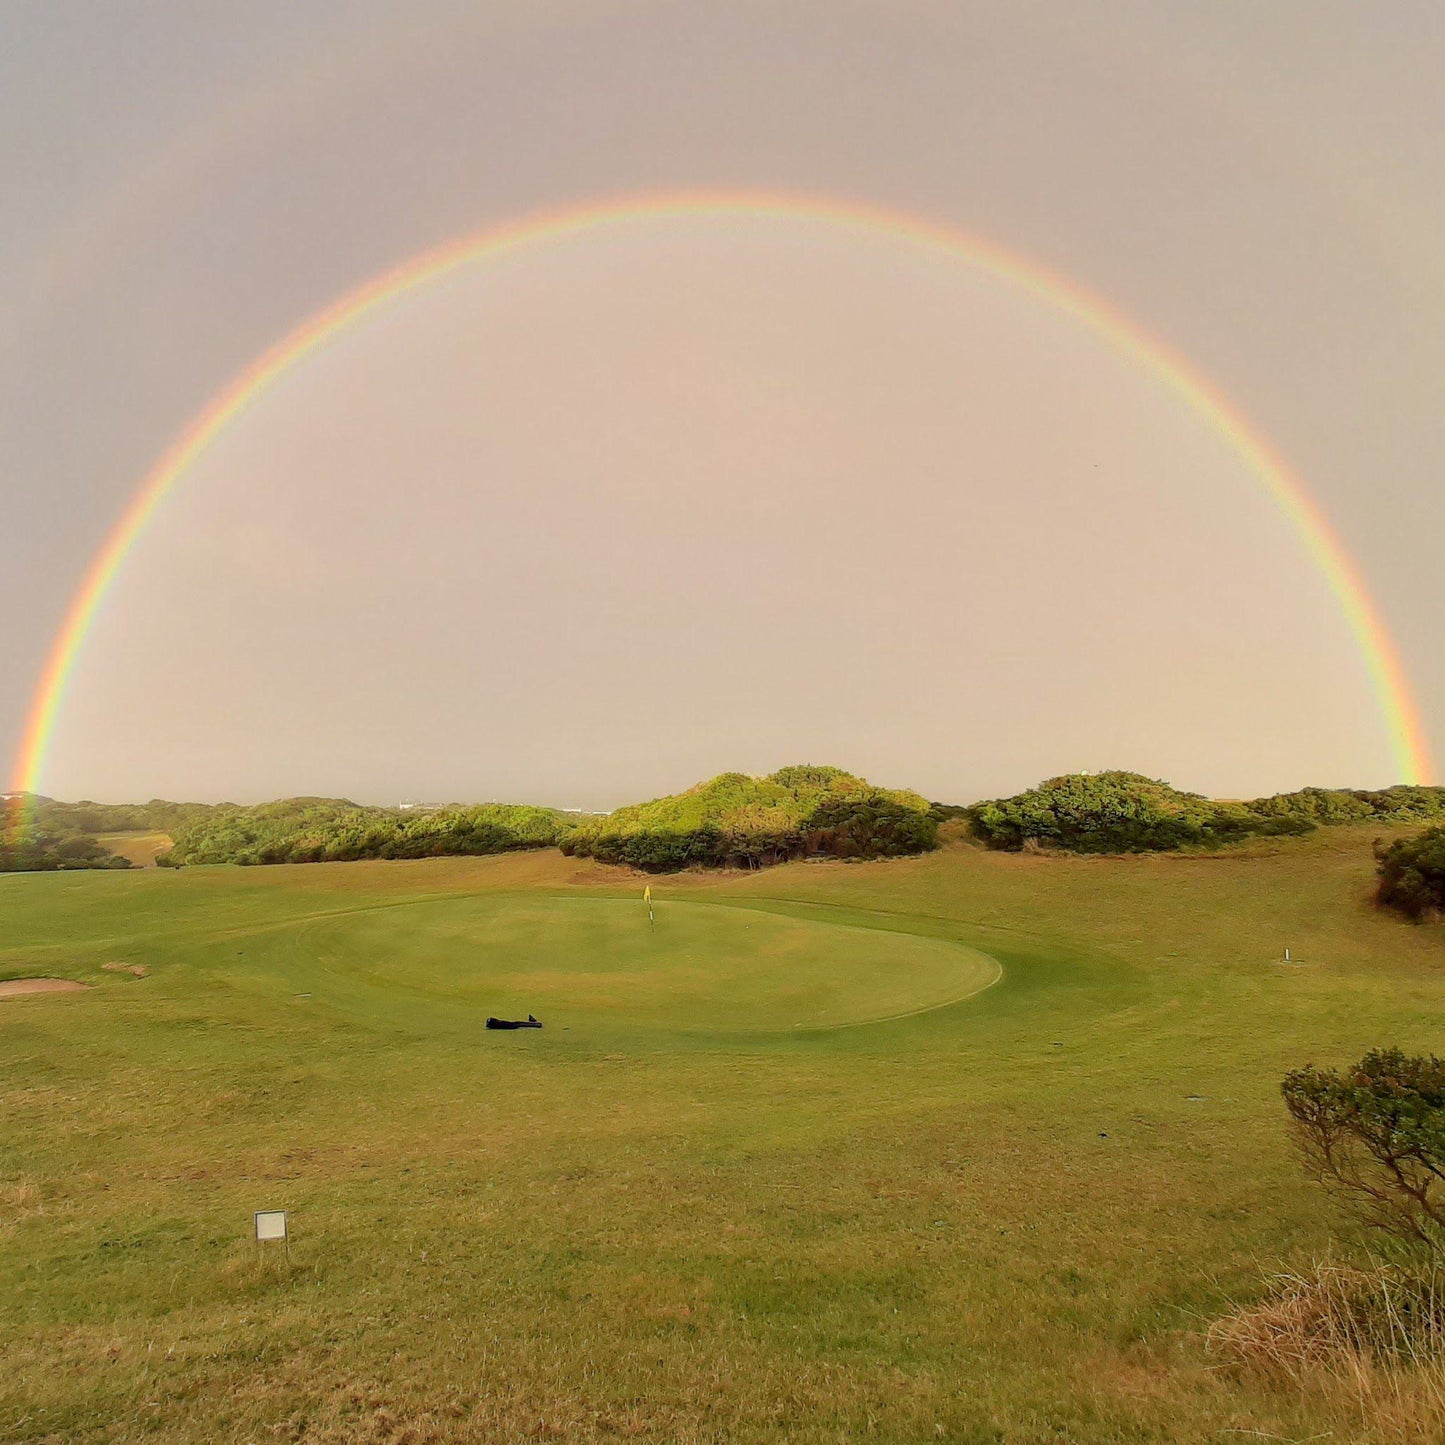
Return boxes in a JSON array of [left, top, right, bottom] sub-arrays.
[[644, 884, 654, 928]]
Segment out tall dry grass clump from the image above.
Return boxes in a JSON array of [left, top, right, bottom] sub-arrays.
[[1209, 1260, 1445, 1440]]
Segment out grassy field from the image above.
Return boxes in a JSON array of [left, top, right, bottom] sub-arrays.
[[2, 830, 1443, 1443]]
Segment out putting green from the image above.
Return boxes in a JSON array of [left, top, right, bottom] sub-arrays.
[[209, 894, 1000, 1033]]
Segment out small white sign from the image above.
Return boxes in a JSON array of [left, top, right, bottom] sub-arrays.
[[254, 1209, 288, 1242]]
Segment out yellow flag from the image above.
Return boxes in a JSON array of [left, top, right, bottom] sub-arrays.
[[644, 885, 652, 904]]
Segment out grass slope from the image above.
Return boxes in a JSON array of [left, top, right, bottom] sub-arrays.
[[93, 832, 173, 868], [2, 831, 1444, 1442]]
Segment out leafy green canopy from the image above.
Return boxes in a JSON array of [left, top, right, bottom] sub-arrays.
[[561, 765, 938, 872], [163, 797, 570, 867], [967, 773, 1445, 855], [1376, 827, 1445, 923]]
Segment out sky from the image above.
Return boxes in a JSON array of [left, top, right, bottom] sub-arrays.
[[3, 1, 1443, 810]]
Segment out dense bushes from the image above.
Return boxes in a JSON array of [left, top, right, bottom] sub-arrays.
[[966, 772, 1257, 853], [12, 768, 1442, 873], [561, 766, 938, 873], [6, 770, 938, 874], [1246, 785, 1445, 829], [0, 823, 133, 873], [163, 798, 569, 866], [966, 773, 1445, 855], [36, 797, 224, 836], [0, 795, 136, 873], [1376, 828, 1445, 923]]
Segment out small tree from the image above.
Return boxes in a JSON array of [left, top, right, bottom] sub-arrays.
[[1282, 1048, 1445, 1256]]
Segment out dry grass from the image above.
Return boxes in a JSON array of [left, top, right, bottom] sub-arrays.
[[1209, 1260, 1445, 1442], [0, 1175, 42, 1215]]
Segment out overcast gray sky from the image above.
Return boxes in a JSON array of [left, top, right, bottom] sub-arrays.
[[4, 1, 1442, 808]]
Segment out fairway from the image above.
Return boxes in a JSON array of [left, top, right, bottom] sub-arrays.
[[4, 833, 1445, 1443]]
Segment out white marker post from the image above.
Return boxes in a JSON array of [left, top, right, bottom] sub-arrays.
[[254, 1209, 289, 1262]]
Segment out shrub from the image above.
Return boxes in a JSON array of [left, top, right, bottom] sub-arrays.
[[1282, 1049, 1445, 1257], [563, 766, 937, 872], [964, 774, 1445, 856], [803, 792, 939, 859], [165, 798, 571, 867], [966, 771, 1251, 854], [0, 820, 132, 873], [1376, 828, 1445, 923]]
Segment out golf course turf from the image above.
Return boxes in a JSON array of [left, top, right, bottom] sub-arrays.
[[3, 829, 1443, 1442]]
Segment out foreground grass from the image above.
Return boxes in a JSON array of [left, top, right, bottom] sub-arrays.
[[2, 830, 1443, 1442]]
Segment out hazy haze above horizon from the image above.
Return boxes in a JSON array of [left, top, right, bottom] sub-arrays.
[[5, 2, 1443, 808]]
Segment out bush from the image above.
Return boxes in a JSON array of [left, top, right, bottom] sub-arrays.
[[0, 809, 133, 874], [803, 792, 939, 859], [1283, 1049, 1445, 1257], [166, 798, 571, 867], [966, 771, 1253, 853], [1376, 828, 1445, 923], [963, 774, 1445, 856], [563, 766, 938, 873]]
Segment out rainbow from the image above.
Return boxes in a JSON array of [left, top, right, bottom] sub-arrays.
[[9, 188, 1433, 806]]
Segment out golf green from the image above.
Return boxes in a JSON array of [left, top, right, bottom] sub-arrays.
[[172, 893, 1001, 1034]]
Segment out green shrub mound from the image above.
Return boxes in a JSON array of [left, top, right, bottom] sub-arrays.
[[561, 765, 938, 872], [1376, 827, 1445, 923], [1, 795, 135, 873], [967, 773, 1445, 856], [966, 772, 1257, 854], [163, 797, 570, 867], [1246, 785, 1445, 829], [34, 797, 225, 835], [1, 795, 235, 873], [0, 823, 134, 873]]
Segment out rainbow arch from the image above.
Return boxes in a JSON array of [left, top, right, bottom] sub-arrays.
[[10, 188, 1433, 799]]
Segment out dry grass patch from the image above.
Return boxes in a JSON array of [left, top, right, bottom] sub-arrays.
[[93, 830, 173, 866], [1209, 1261, 1445, 1442], [0, 1174, 43, 1218]]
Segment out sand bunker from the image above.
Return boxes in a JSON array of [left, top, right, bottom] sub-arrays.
[[0, 978, 90, 999]]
